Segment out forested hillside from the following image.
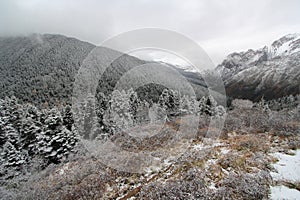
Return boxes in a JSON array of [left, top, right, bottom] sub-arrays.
[[0, 34, 94, 106], [0, 34, 211, 108]]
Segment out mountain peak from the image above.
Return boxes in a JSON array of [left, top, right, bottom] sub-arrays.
[[269, 33, 300, 58], [216, 33, 300, 101], [217, 33, 300, 74]]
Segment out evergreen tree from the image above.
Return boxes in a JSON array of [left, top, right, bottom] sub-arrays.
[[104, 90, 134, 133], [19, 104, 42, 157], [180, 95, 192, 115], [3, 96, 23, 133], [62, 105, 74, 131], [158, 89, 180, 118], [1, 142, 26, 168], [0, 96, 79, 174], [37, 108, 77, 163], [199, 95, 217, 116], [0, 116, 7, 146], [189, 96, 199, 114], [95, 92, 110, 137], [206, 95, 218, 116], [198, 95, 218, 116], [20, 117, 41, 157], [0, 125, 26, 167], [198, 96, 207, 115], [128, 88, 140, 125], [180, 95, 198, 115]]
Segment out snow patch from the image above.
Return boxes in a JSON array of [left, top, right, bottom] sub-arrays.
[[270, 150, 300, 199], [193, 143, 205, 151], [220, 147, 230, 154], [269, 34, 300, 58], [270, 150, 300, 182], [270, 185, 300, 200]]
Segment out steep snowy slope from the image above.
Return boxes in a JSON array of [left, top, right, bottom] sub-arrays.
[[216, 34, 300, 101], [269, 33, 300, 58]]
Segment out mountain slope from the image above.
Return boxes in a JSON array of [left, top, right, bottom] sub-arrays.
[[216, 34, 300, 101], [0, 34, 94, 106], [0, 34, 210, 107]]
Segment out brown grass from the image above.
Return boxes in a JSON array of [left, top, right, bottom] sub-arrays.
[[227, 134, 270, 153]]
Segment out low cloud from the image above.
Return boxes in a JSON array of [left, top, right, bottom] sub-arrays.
[[0, 0, 299, 64]]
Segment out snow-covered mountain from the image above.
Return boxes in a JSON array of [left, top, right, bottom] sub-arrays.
[[269, 33, 300, 58], [216, 34, 300, 101]]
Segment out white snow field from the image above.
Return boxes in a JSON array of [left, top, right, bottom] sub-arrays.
[[270, 150, 300, 199]]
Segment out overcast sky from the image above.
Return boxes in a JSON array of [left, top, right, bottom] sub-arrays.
[[0, 0, 300, 65]]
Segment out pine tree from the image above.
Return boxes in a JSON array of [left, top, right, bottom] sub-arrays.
[[170, 90, 181, 116], [1, 142, 26, 168], [3, 96, 23, 133], [95, 92, 110, 137], [158, 89, 169, 116], [0, 116, 7, 146], [37, 107, 78, 164], [104, 90, 134, 133], [0, 125, 26, 167], [19, 104, 42, 157], [3, 125, 19, 148], [158, 89, 180, 118], [180, 95, 198, 115], [198, 96, 207, 115], [180, 95, 191, 115], [62, 105, 74, 131], [128, 88, 140, 124], [20, 118, 41, 157], [189, 96, 199, 114], [198, 95, 218, 116], [0, 97, 79, 173]]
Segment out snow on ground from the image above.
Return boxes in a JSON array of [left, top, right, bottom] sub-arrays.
[[270, 186, 300, 200], [220, 147, 230, 154], [270, 150, 300, 199], [193, 143, 205, 151], [270, 150, 300, 182]]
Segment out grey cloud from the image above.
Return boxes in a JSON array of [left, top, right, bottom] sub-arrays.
[[0, 0, 299, 64]]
